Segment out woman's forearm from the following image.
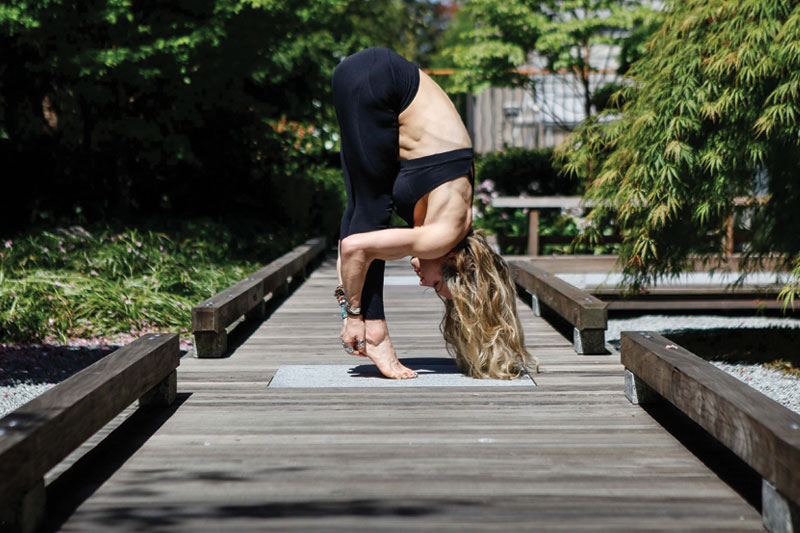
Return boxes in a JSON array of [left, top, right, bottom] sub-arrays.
[[339, 224, 461, 308], [339, 236, 372, 309]]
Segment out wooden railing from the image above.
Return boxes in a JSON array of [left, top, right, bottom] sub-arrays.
[[622, 331, 800, 532], [192, 236, 327, 358], [0, 333, 180, 533], [509, 260, 608, 354], [492, 195, 769, 256], [492, 196, 591, 256]]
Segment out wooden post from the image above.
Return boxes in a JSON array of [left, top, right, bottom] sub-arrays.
[[527, 210, 540, 256], [763, 479, 800, 533], [724, 214, 735, 255], [0, 479, 45, 533], [195, 331, 227, 358], [624, 369, 658, 405], [573, 328, 606, 355], [139, 370, 177, 408]]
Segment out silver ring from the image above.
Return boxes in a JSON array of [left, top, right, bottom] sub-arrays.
[[345, 346, 354, 354], [356, 339, 366, 347]]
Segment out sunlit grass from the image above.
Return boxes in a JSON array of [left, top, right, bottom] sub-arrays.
[[0, 219, 297, 346]]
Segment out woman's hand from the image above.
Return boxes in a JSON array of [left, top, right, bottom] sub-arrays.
[[341, 315, 367, 355]]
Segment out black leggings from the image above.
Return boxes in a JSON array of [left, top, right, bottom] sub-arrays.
[[332, 48, 419, 320]]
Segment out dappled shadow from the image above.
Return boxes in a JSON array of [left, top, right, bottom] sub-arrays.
[[221, 251, 330, 357], [640, 400, 762, 511], [0, 343, 116, 387], [348, 357, 460, 378], [41, 393, 191, 532], [55, 498, 477, 529]]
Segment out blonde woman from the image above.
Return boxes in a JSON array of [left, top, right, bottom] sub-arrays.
[[333, 48, 535, 379]]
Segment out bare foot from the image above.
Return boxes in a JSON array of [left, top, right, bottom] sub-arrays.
[[364, 321, 417, 379]]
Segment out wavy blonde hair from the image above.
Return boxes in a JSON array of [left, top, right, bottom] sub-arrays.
[[440, 230, 538, 379]]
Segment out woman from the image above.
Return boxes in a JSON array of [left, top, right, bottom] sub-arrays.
[[332, 47, 535, 379]]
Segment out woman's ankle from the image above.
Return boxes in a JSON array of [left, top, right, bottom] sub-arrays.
[[364, 319, 390, 346]]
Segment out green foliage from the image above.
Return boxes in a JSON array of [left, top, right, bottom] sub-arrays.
[[472, 148, 614, 254], [0, 220, 295, 344], [439, 0, 661, 119], [477, 147, 579, 196], [0, 0, 440, 233], [556, 0, 800, 302]]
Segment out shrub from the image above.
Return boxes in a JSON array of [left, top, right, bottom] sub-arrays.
[[0, 220, 297, 344], [476, 147, 579, 197]]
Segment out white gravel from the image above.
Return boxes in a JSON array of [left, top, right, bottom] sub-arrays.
[[711, 362, 800, 414], [0, 343, 116, 419], [607, 314, 800, 415], [605, 314, 800, 345], [1, 383, 57, 417]]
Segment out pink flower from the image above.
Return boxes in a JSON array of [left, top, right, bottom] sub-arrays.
[[4, 240, 11, 248], [54, 281, 62, 287], [48, 318, 55, 326], [43, 247, 49, 253], [136, 241, 142, 248], [90, 270, 99, 276]]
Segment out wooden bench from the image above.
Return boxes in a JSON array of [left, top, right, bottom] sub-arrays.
[[0, 333, 179, 533], [622, 331, 800, 533], [192, 236, 326, 358], [509, 260, 608, 354], [491, 196, 592, 255]]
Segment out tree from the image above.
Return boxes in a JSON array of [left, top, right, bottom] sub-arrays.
[[440, 0, 660, 128], [0, 0, 452, 234], [556, 0, 800, 306]]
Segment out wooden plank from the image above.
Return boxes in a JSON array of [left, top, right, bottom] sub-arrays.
[[509, 260, 607, 330], [0, 333, 179, 504], [607, 299, 787, 311], [192, 237, 326, 334], [620, 331, 800, 506], [51, 259, 766, 531], [492, 196, 591, 209]]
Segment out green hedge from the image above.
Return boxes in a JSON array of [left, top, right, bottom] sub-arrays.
[[476, 147, 580, 197], [473, 148, 616, 255]]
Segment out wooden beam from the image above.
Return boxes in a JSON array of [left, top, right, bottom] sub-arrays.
[[509, 260, 608, 354], [620, 331, 800, 509], [191, 236, 326, 357], [492, 196, 592, 209], [527, 210, 539, 256], [0, 333, 179, 531]]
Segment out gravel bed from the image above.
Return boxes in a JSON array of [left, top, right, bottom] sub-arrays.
[[606, 314, 800, 415], [0, 334, 192, 419], [711, 361, 800, 414], [0, 343, 117, 419]]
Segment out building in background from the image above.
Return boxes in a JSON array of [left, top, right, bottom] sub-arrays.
[[468, 42, 623, 153]]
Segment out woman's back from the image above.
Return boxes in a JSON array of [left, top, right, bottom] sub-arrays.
[[398, 70, 472, 161]]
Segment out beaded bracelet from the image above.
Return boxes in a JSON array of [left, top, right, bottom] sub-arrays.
[[334, 284, 347, 318], [334, 284, 362, 318]]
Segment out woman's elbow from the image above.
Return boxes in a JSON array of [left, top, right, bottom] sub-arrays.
[[341, 234, 369, 264]]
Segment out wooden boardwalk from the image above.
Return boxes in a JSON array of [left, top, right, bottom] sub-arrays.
[[53, 255, 764, 531]]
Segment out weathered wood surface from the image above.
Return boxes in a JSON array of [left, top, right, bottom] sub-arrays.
[[621, 331, 800, 507], [0, 333, 179, 530], [509, 260, 607, 331], [55, 257, 763, 531], [517, 254, 789, 275], [509, 260, 608, 355]]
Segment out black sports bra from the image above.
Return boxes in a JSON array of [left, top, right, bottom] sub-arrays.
[[392, 148, 474, 226]]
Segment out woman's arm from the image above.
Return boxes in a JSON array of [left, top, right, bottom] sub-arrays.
[[339, 223, 461, 307]]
